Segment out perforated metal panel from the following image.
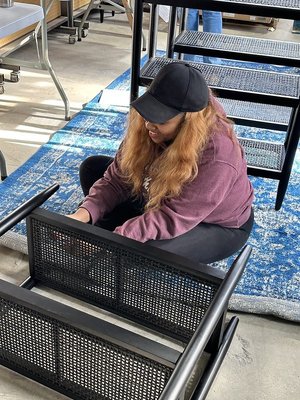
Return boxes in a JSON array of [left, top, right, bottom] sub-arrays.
[[239, 138, 285, 170], [0, 289, 174, 400], [141, 58, 300, 98], [219, 98, 292, 125], [27, 210, 220, 343], [219, 0, 299, 7], [176, 31, 300, 60]]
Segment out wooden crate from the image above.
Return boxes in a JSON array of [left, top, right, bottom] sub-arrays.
[[222, 12, 273, 25], [0, 0, 61, 49], [73, 0, 90, 11]]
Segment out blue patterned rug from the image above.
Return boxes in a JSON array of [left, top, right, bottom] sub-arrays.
[[0, 58, 299, 322]]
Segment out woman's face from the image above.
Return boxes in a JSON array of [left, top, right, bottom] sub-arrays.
[[144, 113, 185, 144]]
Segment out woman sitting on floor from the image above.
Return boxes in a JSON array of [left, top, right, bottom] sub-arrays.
[[68, 63, 254, 264]]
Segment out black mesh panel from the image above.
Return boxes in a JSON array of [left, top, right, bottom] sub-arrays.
[[178, 31, 300, 59], [0, 297, 172, 400], [28, 216, 219, 342], [239, 138, 285, 170], [141, 58, 300, 98]]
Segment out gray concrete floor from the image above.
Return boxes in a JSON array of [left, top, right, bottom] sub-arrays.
[[0, 11, 300, 400]]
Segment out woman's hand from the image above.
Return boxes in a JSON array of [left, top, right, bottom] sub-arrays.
[[67, 208, 91, 223]]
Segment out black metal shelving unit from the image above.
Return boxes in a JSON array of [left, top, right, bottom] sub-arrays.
[[130, 0, 300, 210]]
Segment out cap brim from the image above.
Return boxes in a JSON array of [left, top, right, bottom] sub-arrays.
[[131, 91, 180, 124]]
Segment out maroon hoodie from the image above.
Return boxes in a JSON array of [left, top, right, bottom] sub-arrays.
[[80, 98, 254, 242]]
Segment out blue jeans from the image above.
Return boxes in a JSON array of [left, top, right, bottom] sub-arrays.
[[292, 20, 300, 33], [184, 8, 222, 64]]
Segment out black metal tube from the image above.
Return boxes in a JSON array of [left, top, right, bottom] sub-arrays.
[[145, 0, 300, 20], [148, 4, 159, 58], [166, 6, 178, 58], [0, 150, 7, 180], [180, 7, 187, 32], [130, 0, 144, 102], [0, 183, 59, 237], [177, 7, 187, 60], [275, 104, 300, 210], [191, 316, 239, 400], [158, 245, 252, 400]]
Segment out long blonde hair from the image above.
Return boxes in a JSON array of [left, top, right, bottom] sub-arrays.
[[119, 97, 235, 210]]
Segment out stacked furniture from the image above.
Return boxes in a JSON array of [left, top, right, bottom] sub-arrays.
[[0, 0, 91, 46], [77, 0, 133, 41], [130, 0, 300, 210], [0, 1, 70, 119], [0, 185, 251, 399], [76, 0, 147, 50]]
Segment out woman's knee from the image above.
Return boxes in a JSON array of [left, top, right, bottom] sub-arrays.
[[79, 155, 113, 196], [80, 155, 112, 176]]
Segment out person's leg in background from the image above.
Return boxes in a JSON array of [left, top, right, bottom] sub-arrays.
[[292, 20, 300, 33], [202, 10, 222, 63], [182, 8, 222, 64], [179, 8, 199, 61], [80, 155, 113, 196], [186, 7, 199, 31]]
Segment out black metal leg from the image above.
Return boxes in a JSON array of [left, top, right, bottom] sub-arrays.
[[178, 7, 187, 60], [0, 150, 7, 180], [148, 4, 159, 58], [67, 0, 74, 27], [275, 175, 290, 211], [100, 9, 104, 22], [276, 104, 300, 210], [130, 0, 144, 102], [166, 6, 178, 58]]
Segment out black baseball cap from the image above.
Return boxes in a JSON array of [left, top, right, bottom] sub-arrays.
[[131, 63, 209, 124]]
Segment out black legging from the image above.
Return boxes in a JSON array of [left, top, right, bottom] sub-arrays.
[[80, 155, 254, 264]]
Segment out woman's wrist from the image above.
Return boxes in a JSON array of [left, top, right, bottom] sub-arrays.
[[67, 207, 91, 223]]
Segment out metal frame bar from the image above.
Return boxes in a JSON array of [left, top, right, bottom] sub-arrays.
[[148, 4, 159, 58], [131, 0, 144, 101], [141, 0, 300, 19], [0, 183, 59, 237], [159, 245, 252, 399], [275, 105, 300, 210], [191, 316, 239, 400], [166, 6, 177, 58]]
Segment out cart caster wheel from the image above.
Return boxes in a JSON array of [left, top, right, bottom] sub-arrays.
[[81, 29, 88, 38], [10, 72, 20, 82], [0, 86, 4, 95], [69, 35, 76, 44]]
